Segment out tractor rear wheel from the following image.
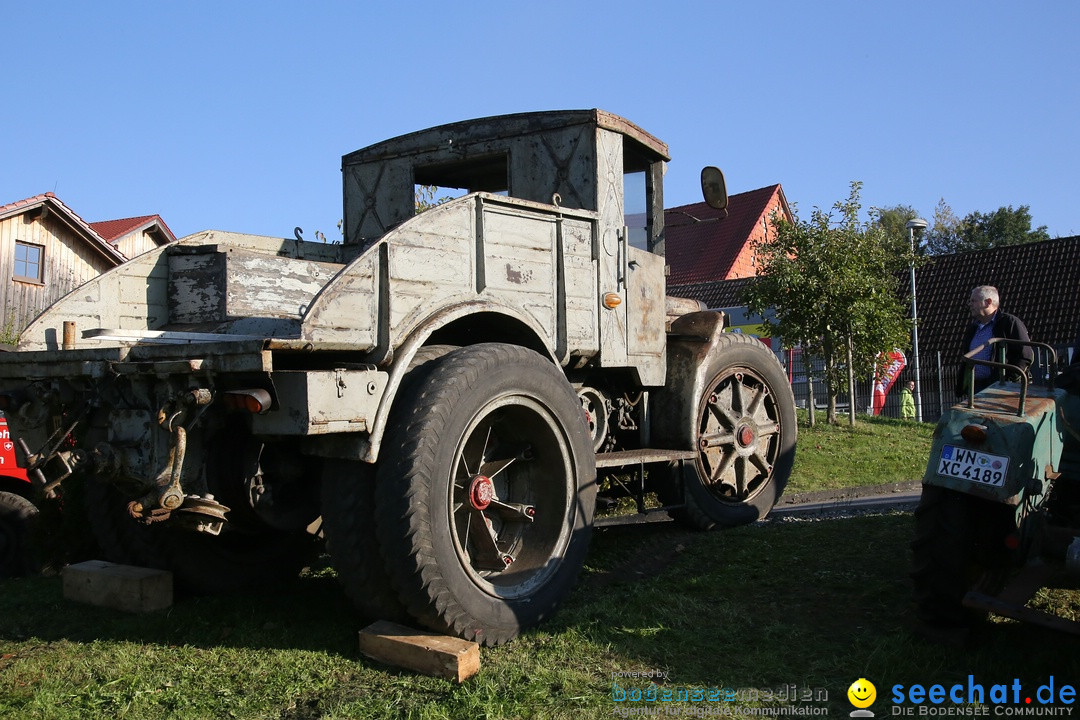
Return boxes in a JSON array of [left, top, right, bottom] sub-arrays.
[[374, 343, 596, 646], [321, 459, 407, 622], [910, 484, 1018, 628]]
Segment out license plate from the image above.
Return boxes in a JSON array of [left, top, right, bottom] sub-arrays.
[[936, 445, 1009, 487]]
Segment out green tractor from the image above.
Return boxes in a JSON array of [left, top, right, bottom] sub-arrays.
[[911, 338, 1080, 636]]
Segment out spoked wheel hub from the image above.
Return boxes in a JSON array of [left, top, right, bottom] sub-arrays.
[[467, 475, 495, 511], [697, 369, 782, 503], [450, 398, 569, 596]]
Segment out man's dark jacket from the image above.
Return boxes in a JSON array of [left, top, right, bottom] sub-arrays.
[[956, 311, 1033, 395]]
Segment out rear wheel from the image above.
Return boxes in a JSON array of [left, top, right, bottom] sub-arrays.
[[375, 344, 596, 646], [321, 459, 407, 622], [910, 485, 1018, 627], [671, 334, 797, 529], [322, 343, 458, 623], [0, 490, 38, 578]]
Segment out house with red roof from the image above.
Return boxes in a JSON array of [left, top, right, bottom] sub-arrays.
[[664, 184, 792, 286], [0, 193, 175, 335], [90, 215, 176, 261]]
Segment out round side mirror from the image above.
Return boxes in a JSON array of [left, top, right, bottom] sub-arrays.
[[701, 166, 728, 215]]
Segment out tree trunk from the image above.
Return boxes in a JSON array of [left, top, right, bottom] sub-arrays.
[[803, 350, 816, 428], [824, 355, 838, 424]]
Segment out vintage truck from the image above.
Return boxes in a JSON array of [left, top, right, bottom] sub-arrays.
[[0, 110, 796, 645]]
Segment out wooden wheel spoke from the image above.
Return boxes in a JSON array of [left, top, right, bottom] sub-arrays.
[[707, 449, 736, 485], [746, 384, 768, 417], [731, 376, 746, 413], [699, 430, 735, 449], [749, 450, 771, 478], [707, 392, 739, 428]]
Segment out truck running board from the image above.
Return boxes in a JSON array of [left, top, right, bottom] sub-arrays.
[[593, 449, 696, 528], [594, 449, 696, 468]]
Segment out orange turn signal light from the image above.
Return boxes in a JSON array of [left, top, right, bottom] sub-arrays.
[[960, 424, 988, 444], [603, 293, 622, 309], [223, 389, 272, 415]]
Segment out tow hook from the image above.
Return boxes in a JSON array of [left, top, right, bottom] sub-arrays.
[[127, 423, 188, 522], [126, 423, 232, 534], [127, 390, 231, 534]]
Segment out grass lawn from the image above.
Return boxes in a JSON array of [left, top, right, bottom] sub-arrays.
[[2, 511, 1077, 719], [787, 412, 935, 494]]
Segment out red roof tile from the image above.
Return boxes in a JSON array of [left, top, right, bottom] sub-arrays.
[[664, 185, 788, 285], [90, 215, 176, 245]]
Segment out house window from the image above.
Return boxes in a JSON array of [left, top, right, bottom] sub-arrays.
[[14, 241, 44, 283]]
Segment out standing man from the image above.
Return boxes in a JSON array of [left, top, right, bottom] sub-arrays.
[[900, 381, 916, 420], [957, 285, 1033, 395]]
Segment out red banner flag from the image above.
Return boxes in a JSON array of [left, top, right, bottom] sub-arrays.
[[872, 350, 907, 416]]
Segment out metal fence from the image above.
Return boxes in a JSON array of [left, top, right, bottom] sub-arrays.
[[785, 345, 1076, 423]]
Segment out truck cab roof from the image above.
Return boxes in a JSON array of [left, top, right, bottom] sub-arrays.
[[341, 109, 670, 248]]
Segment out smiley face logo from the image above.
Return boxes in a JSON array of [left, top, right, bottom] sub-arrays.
[[848, 678, 876, 709]]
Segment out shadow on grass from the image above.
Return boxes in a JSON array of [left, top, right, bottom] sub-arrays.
[[551, 512, 1080, 710], [0, 559, 364, 658]]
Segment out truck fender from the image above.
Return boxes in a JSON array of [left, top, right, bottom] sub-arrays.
[[361, 300, 558, 464], [649, 311, 728, 448]]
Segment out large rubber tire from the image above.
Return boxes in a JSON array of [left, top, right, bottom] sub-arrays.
[[85, 478, 318, 594], [321, 459, 407, 622], [320, 344, 456, 623], [0, 490, 39, 578], [374, 343, 596, 646], [910, 485, 1017, 627], [672, 333, 797, 530]]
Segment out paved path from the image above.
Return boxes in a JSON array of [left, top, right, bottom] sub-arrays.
[[771, 481, 922, 519]]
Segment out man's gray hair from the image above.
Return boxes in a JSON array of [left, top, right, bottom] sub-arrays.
[[971, 285, 1000, 304]]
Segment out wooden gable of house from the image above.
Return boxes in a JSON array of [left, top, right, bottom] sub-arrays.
[[0, 194, 125, 332]]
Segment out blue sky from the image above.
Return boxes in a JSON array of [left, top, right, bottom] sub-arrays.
[[3, 2, 1078, 241]]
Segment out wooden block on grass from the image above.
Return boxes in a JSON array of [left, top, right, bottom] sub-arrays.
[[62, 560, 173, 613], [359, 620, 480, 683]]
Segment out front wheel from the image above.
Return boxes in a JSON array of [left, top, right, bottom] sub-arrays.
[[375, 344, 596, 646], [671, 333, 797, 530]]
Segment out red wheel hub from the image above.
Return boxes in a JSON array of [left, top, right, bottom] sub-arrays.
[[737, 425, 756, 447], [468, 475, 495, 510]]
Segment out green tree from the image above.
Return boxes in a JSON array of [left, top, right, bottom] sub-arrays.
[[874, 204, 919, 255], [415, 184, 455, 212], [924, 198, 962, 255], [743, 182, 913, 425], [925, 201, 1049, 254]]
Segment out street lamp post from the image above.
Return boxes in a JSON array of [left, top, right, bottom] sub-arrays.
[[906, 218, 928, 422]]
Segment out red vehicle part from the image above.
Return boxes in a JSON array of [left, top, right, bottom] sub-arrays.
[[0, 413, 37, 578]]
